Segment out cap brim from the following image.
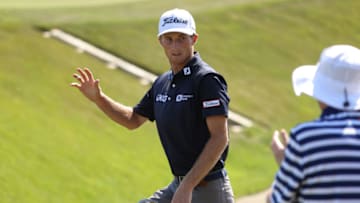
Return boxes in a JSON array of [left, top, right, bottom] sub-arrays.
[[157, 28, 195, 37]]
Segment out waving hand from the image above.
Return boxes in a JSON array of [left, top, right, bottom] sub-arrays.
[[71, 68, 102, 102]]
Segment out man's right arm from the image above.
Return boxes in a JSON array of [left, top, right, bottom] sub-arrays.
[[71, 67, 147, 130], [94, 92, 147, 129]]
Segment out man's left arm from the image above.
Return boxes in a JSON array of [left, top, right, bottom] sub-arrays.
[[171, 115, 228, 203]]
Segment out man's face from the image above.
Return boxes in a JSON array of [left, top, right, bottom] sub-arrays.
[[159, 32, 197, 68]]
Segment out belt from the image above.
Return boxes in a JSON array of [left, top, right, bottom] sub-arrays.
[[175, 169, 226, 187]]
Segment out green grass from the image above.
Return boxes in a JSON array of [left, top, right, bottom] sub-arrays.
[[0, 24, 172, 202], [1, 0, 360, 202], [0, 0, 145, 9], [0, 0, 277, 25], [0, 24, 273, 202], [56, 0, 360, 130]]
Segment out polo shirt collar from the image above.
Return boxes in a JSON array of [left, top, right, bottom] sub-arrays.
[[171, 52, 201, 79], [320, 106, 360, 118], [320, 107, 344, 118]]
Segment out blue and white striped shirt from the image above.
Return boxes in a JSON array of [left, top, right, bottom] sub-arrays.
[[271, 107, 360, 203]]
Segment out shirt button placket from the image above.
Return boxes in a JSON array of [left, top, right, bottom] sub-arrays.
[[168, 83, 175, 102]]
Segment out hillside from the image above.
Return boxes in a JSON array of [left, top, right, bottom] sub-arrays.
[[1, 0, 360, 202], [55, 0, 360, 130]]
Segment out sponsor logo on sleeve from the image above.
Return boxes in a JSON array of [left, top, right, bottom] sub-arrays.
[[202, 99, 220, 108]]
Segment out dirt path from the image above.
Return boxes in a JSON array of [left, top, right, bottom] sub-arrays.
[[236, 189, 269, 203]]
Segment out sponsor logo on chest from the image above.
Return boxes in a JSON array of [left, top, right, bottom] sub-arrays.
[[176, 94, 194, 102], [156, 94, 169, 103], [156, 93, 194, 103]]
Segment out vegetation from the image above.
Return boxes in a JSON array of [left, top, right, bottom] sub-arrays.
[[1, 0, 359, 202]]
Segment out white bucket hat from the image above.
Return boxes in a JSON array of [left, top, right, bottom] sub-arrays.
[[292, 45, 360, 110], [157, 8, 196, 37]]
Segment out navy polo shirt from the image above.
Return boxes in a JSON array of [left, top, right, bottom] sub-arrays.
[[134, 52, 230, 176]]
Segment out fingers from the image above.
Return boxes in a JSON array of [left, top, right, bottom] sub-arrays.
[[71, 68, 89, 88], [272, 130, 284, 150], [272, 129, 289, 148], [70, 67, 101, 93], [271, 130, 286, 166], [73, 73, 84, 83], [70, 82, 81, 88], [84, 68, 95, 82], [272, 130, 283, 148], [280, 129, 289, 145], [94, 79, 100, 86], [77, 68, 89, 82], [72, 67, 97, 84]]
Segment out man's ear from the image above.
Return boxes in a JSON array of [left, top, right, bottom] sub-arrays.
[[192, 34, 199, 45]]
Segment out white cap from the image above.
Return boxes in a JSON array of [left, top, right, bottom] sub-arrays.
[[292, 45, 360, 110], [157, 8, 196, 37]]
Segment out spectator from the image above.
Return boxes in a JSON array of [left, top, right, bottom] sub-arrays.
[[268, 44, 360, 203]]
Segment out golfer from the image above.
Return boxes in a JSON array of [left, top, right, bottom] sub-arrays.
[[71, 8, 234, 203]]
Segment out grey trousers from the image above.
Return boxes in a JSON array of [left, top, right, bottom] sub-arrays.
[[138, 176, 234, 203]]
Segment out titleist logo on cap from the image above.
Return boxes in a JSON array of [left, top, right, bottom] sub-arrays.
[[162, 17, 188, 27]]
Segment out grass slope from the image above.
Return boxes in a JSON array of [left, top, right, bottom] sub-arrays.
[[0, 25, 274, 203], [0, 24, 171, 202], [1, 0, 360, 202], [56, 0, 360, 130], [0, 0, 145, 9]]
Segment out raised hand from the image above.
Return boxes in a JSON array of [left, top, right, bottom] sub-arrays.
[[271, 129, 289, 166], [71, 68, 102, 103]]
